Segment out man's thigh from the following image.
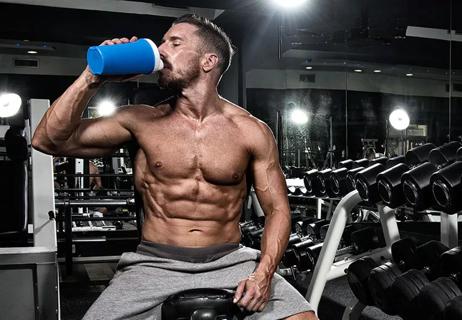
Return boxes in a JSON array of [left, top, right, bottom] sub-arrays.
[[82, 258, 191, 319], [249, 273, 313, 320]]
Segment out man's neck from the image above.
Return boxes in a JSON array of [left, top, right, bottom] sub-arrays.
[[173, 81, 221, 122]]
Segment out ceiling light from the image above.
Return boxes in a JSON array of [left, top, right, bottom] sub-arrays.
[[406, 73, 414, 77], [27, 50, 37, 54], [373, 69, 382, 73], [290, 109, 309, 125], [354, 69, 363, 73], [96, 100, 116, 117], [0, 93, 22, 118], [305, 66, 313, 70], [271, 0, 308, 9], [389, 109, 410, 131]]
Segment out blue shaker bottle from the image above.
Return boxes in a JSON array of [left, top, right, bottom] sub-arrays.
[[87, 38, 164, 76]]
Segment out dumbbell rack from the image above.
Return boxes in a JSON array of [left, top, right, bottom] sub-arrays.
[[304, 190, 460, 319], [305, 190, 400, 318]]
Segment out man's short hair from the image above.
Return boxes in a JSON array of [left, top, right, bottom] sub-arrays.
[[173, 14, 235, 75]]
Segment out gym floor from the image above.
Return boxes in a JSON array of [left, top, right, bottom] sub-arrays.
[[59, 262, 401, 320]]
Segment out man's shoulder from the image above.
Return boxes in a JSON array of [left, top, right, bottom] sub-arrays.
[[221, 101, 268, 131], [221, 101, 273, 148], [117, 103, 172, 121]]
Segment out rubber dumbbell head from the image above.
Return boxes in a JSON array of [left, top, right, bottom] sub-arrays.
[[377, 163, 410, 208], [303, 169, 318, 196], [327, 167, 354, 197], [385, 155, 405, 169], [406, 143, 436, 166], [402, 162, 438, 210], [347, 257, 378, 306], [339, 159, 354, 170], [430, 161, 462, 214], [415, 240, 449, 281], [312, 168, 332, 197], [355, 163, 385, 203], [370, 156, 388, 166], [354, 158, 370, 168], [437, 247, 462, 288], [346, 167, 365, 191], [368, 262, 402, 315], [429, 141, 462, 168], [391, 238, 418, 272], [443, 295, 462, 320], [351, 227, 382, 254], [390, 269, 430, 319], [412, 277, 462, 320]]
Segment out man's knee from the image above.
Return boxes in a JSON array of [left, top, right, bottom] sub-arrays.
[[285, 310, 318, 320]]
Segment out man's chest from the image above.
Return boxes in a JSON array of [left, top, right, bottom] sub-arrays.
[[134, 121, 251, 185]]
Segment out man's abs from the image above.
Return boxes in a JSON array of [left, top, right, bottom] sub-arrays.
[[133, 151, 248, 247]]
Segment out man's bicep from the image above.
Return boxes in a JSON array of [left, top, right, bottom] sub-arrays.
[[250, 123, 289, 215], [63, 115, 132, 157]]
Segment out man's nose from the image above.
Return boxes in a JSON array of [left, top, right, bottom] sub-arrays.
[[157, 43, 167, 60]]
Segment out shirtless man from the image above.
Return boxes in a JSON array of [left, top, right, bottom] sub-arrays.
[[32, 14, 317, 320]]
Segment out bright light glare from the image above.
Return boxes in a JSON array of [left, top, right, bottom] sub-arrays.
[[0, 93, 22, 118], [291, 109, 309, 125], [272, 0, 308, 9], [97, 100, 116, 117], [389, 109, 410, 131]]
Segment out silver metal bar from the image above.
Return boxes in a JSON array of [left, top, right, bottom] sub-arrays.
[[305, 190, 362, 311], [55, 199, 135, 207], [441, 212, 458, 248]]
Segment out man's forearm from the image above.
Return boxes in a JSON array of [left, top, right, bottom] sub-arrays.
[[32, 69, 101, 148], [254, 210, 291, 276]]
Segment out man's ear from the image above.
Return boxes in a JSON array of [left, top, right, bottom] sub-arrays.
[[202, 53, 219, 72]]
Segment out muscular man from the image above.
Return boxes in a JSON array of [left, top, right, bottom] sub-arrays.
[[32, 14, 317, 320]]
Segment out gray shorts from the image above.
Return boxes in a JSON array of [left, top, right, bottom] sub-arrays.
[[82, 242, 313, 320]]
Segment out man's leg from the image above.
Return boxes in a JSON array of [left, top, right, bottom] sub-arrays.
[[286, 311, 318, 320], [83, 252, 190, 320]]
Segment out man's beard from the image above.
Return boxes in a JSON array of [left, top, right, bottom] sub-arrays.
[[158, 63, 201, 92]]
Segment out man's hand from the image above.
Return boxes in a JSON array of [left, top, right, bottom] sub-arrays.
[[233, 271, 272, 312], [84, 36, 143, 85]]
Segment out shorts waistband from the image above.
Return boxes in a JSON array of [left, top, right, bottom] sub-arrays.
[[136, 241, 241, 263]]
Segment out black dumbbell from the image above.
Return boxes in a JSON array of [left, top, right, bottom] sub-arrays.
[[392, 239, 449, 280], [377, 163, 410, 208], [368, 262, 402, 315], [339, 159, 355, 169], [411, 277, 462, 320], [346, 166, 365, 191], [406, 143, 436, 166], [327, 167, 355, 198], [293, 216, 317, 235], [347, 257, 379, 306], [384, 155, 405, 169], [354, 158, 370, 168], [390, 269, 430, 319], [402, 162, 438, 210], [443, 295, 462, 320], [282, 239, 322, 271], [303, 169, 319, 196], [312, 168, 332, 197], [370, 156, 388, 166], [355, 163, 386, 204], [240, 223, 264, 249], [431, 161, 462, 214], [458, 147, 462, 161], [296, 219, 329, 239], [350, 227, 384, 254], [437, 247, 462, 288], [429, 141, 462, 168]]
